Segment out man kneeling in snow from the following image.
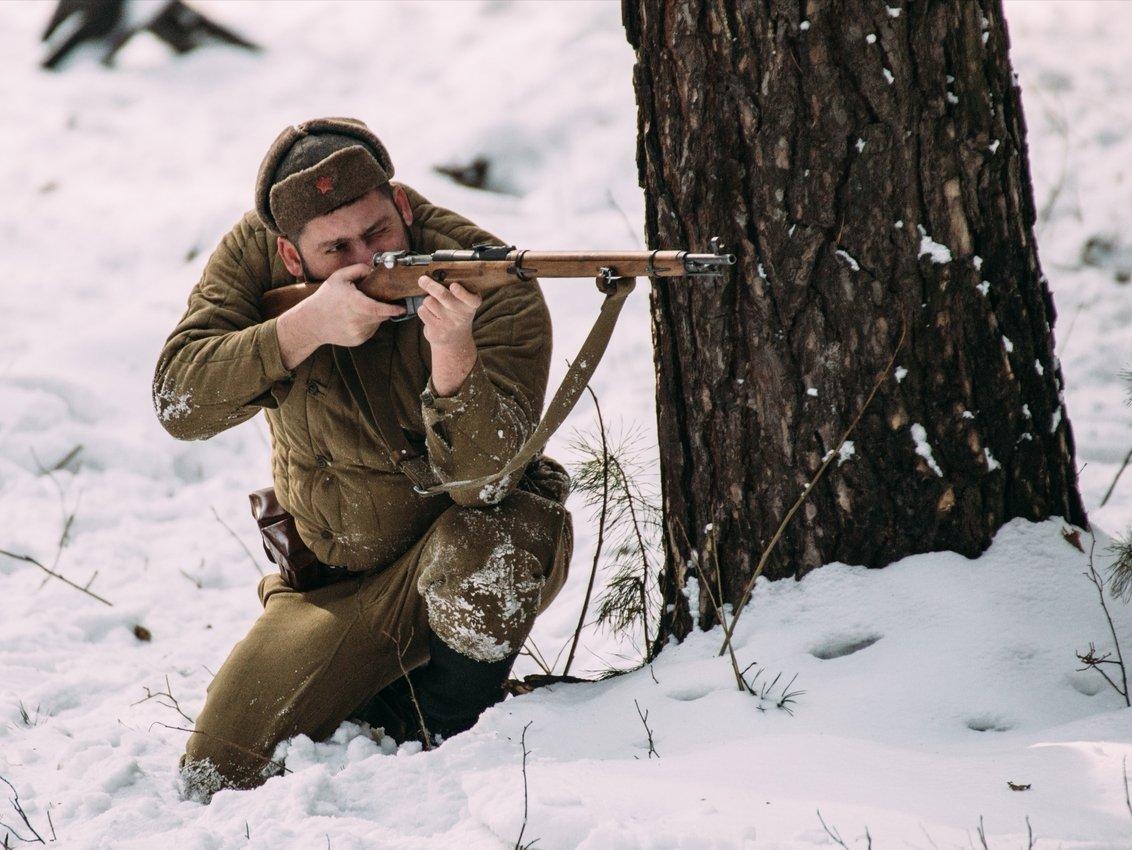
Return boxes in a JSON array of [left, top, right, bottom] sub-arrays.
[[152, 117, 572, 801]]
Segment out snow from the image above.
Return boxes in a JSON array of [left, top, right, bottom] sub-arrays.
[[834, 249, 860, 271], [1, 1, 1131, 848], [910, 423, 945, 477], [918, 225, 954, 263]]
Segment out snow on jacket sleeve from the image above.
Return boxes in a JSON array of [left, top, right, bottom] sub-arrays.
[[152, 214, 294, 440], [419, 278, 552, 507]]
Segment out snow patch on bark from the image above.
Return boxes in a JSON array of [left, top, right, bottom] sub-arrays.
[[917, 226, 953, 264], [910, 424, 944, 477]]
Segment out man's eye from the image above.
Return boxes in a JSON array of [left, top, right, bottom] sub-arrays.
[[325, 245, 341, 254]]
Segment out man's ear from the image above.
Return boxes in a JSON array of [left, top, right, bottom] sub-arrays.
[[277, 236, 304, 279], [392, 184, 413, 228]]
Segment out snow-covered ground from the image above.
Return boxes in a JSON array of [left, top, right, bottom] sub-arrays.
[[1, 1, 1130, 847]]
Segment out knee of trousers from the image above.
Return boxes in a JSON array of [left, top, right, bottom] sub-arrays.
[[179, 730, 283, 801], [416, 489, 569, 662]]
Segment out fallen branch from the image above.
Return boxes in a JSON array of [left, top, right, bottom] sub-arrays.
[[0, 549, 112, 607]]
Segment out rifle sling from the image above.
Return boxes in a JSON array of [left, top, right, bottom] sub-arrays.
[[335, 275, 637, 499]]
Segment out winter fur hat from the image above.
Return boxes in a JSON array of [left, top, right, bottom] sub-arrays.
[[255, 117, 395, 236]]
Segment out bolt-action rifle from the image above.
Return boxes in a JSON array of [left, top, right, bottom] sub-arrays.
[[260, 239, 735, 320], [262, 239, 735, 501]]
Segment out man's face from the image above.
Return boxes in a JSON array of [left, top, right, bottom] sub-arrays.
[[286, 186, 412, 283]]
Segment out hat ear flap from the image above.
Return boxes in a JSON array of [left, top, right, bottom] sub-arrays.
[[255, 125, 303, 234]]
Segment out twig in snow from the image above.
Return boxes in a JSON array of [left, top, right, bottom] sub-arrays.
[[0, 774, 48, 845], [521, 637, 552, 676], [675, 515, 746, 691], [132, 675, 195, 725], [513, 722, 537, 850], [179, 567, 203, 589], [718, 321, 907, 657], [633, 699, 658, 759], [1025, 816, 1035, 850], [1124, 756, 1131, 820], [815, 810, 848, 850], [210, 506, 264, 576], [975, 815, 989, 850], [564, 385, 610, 676], [384, 628, 432, 751], [30, 447, 83, 575], [0, 549, 112, 607], [1075, 534, 1129, 705]]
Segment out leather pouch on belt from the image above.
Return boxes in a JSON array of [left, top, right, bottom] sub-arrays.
[[248, 486, 345, 592]]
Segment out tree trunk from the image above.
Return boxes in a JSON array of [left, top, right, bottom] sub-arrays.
[[622, 0, 1087, 643]]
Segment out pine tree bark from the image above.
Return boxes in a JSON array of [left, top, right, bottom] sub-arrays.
[[622, 0, 1088, 643]]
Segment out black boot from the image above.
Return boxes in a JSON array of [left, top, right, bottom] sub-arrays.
[[411, 631, 518, 742], [350, 631, 517, 746]]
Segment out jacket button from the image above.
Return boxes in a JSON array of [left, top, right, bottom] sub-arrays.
[[306, 380, 321, 396], [320, 529, 332, 540], [315, 455, 329, 468]]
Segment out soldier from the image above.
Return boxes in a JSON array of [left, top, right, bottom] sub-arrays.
[[153, 117, 573, 801]]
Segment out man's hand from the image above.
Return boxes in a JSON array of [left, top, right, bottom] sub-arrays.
[[418, 276, 481, 396], [277, 263, 406, 370], [416, 276, 482, 347]]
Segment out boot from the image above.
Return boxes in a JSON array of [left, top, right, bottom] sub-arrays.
[[350, 631, 517, 745], [411, 630, 518, 742]]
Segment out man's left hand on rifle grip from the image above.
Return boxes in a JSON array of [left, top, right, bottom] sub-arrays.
[[417, 275, 482, 348]]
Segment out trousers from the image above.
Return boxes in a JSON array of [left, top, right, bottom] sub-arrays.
[[179, 488, 571, 797]]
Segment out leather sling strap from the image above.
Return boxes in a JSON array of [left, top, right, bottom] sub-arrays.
[[336, 275, 637, 499]]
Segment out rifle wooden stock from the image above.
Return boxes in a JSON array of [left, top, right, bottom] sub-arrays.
[[260, 249, 732, 320]]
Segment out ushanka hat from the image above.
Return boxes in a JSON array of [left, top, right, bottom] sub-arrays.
[[255, 117, 395, 236]]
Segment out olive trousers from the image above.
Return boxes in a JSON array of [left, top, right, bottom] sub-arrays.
[[179, 489, 571, 799]]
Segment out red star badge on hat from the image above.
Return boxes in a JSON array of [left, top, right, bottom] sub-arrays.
[[315, 175, 335, 195]]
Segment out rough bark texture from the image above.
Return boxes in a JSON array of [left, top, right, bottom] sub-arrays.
[[623, 0, 1088, 642]]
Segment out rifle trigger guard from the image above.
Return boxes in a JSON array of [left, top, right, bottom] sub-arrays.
[[647, 249, 660, 277]]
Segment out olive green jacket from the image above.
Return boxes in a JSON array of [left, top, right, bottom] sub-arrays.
[[153, 183, 564, 570]]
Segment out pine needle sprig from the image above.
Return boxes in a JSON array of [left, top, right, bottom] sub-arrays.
[[566, 420, 663, 663], [1108, 532, 1132, 603]]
